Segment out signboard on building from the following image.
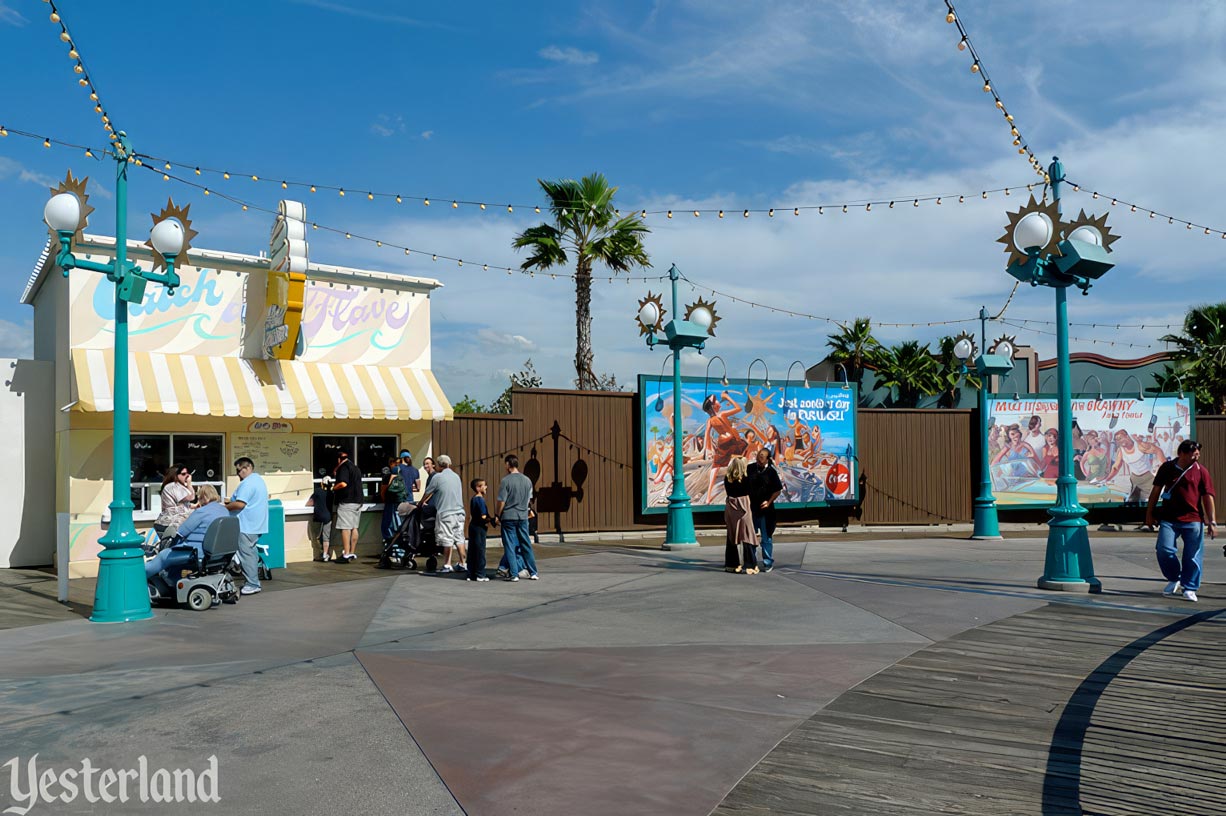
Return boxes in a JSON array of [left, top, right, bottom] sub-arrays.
[[637, 375, 858, 514], [987, 393, 1194, 507]]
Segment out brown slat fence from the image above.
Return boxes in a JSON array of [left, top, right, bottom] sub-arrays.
[[432, 389, 1222, 532]]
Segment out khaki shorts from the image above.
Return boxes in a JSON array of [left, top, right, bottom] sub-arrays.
[[335, 503, 362, 530], [436, 514, 465, 549]]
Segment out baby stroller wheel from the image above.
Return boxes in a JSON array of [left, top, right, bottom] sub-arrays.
[[186, 587, 213, 611], [407, 558, 418, 571], [425, 556, 438, 573]]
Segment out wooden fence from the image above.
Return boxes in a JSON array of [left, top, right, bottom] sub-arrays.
[[432, 389, 1221, 532]]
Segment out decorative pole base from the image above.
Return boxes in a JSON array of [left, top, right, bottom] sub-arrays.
[[1037, 510, 1101, 594], [970, 497, 1003, 540], [662, 495, 699, 550], [90, 546, 154, 623]]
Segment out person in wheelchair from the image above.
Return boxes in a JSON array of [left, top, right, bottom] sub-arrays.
[[146, 485, 228, 596]]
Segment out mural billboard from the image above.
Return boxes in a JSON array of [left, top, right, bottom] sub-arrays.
[[988, 393, 1194, 507], [638, 375, 858, 513]]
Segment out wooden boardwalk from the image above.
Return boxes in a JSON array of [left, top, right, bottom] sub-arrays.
[[714, 596, 1226, 815]]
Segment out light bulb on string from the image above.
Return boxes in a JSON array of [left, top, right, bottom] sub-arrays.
[[452, 201, 458, 208], [368, 192, 374, 200], [424, 199, 430, 206], [983, 82, 991, 93], [223, 172, 230, 180], [958, 38, 967, 50], [693, 210, 700, 217], [743, 209, 749, 218], [793, 208, 799, 216], [339, 188, 345, 197], [971, 62, 980, 73], [43, 138, 50, 148], [842, 204, 848, 213], [718, 210, 724, 218], [507, 205, 513, 213], [251, 175, 258, 182], [282, 181, 288, 189], [889, 201, 895, 209]]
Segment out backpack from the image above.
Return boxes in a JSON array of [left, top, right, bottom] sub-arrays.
[[386, 473, 409, 505]]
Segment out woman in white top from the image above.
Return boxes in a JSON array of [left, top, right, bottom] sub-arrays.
[[154, 464, 196, 540]]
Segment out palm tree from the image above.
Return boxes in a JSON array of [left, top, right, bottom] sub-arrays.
[[1158, 303, 1226, 413], [934, 335, 980, 409], [826, 318, 880, 395], [870, 341, 940, 408], [514, 174, 651, 390]]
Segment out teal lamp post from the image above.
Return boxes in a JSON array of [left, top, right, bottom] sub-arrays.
[[44, 132, 197, 622], [637, 264, 719, 550], [952, 313, 1016, 540], [998, 156, 1119, 592]]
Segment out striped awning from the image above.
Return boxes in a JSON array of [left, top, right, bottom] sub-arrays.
[[70, 348, 453, 420]]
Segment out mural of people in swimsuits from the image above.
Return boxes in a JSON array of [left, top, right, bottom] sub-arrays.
[[640, 377, 858, 512]]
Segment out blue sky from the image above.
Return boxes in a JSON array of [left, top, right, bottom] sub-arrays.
[[2, 1, 1225, 403]]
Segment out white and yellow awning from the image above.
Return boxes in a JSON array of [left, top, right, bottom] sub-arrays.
[[71, 348, 453, 420]]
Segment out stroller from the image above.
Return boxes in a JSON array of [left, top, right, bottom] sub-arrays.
[[148, 516, 242, 611], [378, 501, 440, 571]]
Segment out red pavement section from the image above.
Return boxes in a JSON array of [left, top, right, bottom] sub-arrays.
[[357, 642, 920, 816]]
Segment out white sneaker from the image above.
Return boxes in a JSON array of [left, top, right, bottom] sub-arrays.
[[1163, 581, 1182, 596], [476, 576, 490, 582], [240, 585, 262, 595], [438, 565, 453, 573], [1181, 590, 1199, 602], [505, 575, 519, 582], [457, 562, 467, 570], [517, 569, 529, 578], [528, 574, 539, 580]]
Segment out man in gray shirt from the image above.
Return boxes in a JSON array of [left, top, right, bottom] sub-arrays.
[[496, 454, 537, 580], [421, 454, 465, 573]]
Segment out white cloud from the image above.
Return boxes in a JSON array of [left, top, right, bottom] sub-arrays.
[[370, 114, 406, 138], [539, 45, 600, 66], [0, 157, 56, 189], [0, 3, 26, 26], [420, 130, 434, 140], [478, 328, 537, 351], [0, 317, 33, 358]]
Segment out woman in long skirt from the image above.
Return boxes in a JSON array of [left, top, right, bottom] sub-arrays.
[[723, 456, 759, 574]]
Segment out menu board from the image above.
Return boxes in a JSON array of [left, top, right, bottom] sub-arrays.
[[230, 433, 310, 475]]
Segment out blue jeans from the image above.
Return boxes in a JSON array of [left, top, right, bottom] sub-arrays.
[[753, 515, 773, 567], [145, 546, 197, 595], [1156, 520, 1204, 591], [380, 502, 402, 542], [238, 532, 262, 589], [498, 519, 537, 576]]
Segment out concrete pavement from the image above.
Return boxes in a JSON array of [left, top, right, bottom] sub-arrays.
[[0, 534, 1220, 814]]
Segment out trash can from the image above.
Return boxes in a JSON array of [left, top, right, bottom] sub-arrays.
[[264, 499, 287, 569]]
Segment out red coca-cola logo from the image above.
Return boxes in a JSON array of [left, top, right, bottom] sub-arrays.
[[825, 463, 851, 497]]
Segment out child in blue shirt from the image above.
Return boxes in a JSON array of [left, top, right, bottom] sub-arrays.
[[466, 478, 497, 582]]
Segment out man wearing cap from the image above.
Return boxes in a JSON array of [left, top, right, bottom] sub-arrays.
[[1146, 439, 1217, 603], [397, 451, 421, 500]]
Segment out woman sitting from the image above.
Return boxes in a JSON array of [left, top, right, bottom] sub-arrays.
[[146, 485, 227, 597], [154, 464, 196, 542], [723, 456, 759, 574]]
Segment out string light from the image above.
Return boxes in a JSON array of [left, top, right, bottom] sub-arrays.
[[129, 147, 1035, 223], [47, 1, 119, 144], [944, 1, 1040, 176], [144, 164, 670, 284], [1065, 182, 1226, 240]]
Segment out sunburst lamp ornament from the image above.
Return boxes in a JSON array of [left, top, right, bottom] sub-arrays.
[[636, 264, 720, 551], [1000, 156, 1120, 595], [636, 292, 665, 336], [42, 130, 207, 624]]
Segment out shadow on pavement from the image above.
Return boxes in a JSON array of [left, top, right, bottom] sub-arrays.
[[1041, 609, 1226, 815]]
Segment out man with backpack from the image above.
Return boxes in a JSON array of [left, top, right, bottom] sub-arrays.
[[380, 455, 409, 544]]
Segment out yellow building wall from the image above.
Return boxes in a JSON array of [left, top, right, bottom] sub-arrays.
[[64, 413, 432, 577]]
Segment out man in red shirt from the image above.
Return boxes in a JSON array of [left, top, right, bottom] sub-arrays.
[[1145, 439, 1217, 603]]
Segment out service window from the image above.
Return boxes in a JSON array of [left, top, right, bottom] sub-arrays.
[[312, 436, 352, 479], [311, 434, 399, 501], [128, 433, 224, 512], [176, 435, 224, 484]]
